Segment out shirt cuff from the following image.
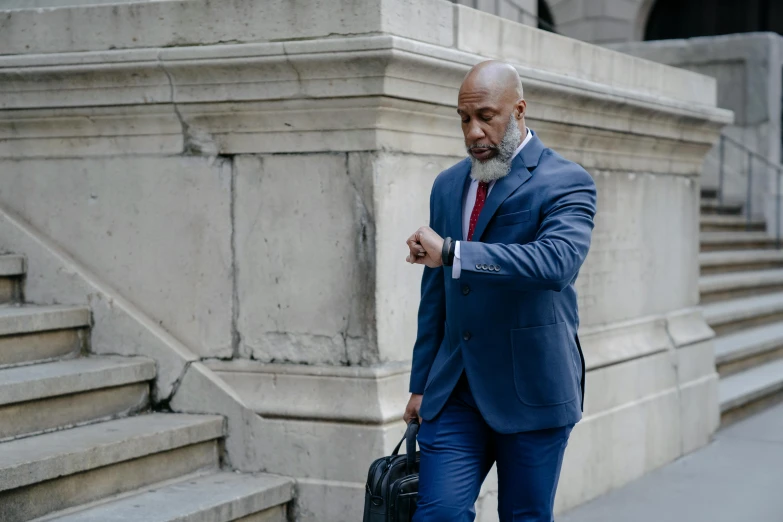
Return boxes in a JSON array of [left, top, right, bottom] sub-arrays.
[[452, 241, 461, 279]]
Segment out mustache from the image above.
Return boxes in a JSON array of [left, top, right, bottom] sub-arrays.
[[468, 144, 498, 151]]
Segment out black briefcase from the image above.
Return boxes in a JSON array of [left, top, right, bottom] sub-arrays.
[[363, 420, 420, 522]]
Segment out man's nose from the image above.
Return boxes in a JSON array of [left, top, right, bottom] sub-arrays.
[[465, 122, 486, 144]]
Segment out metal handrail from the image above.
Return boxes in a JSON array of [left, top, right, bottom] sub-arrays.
[[721, 134, 783, 173], [716, 134, 782, 248]]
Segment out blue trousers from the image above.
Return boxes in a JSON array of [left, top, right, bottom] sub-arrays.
[[413, 375, 573, 522]]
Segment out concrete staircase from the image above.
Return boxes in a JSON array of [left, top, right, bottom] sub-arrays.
[[700, 193, 783, 425], [0, 255, 292, 521]]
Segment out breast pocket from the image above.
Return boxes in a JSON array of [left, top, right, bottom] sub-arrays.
[[510, 322, 578, 406], [492, 209, 531, 227]]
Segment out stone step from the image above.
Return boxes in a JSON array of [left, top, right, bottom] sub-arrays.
[[720, 358, 783, 426], [700, 198, 743, 215], [700, 249, 783, 275], [700, 268, 783, 303], [715, 322, 783, 377], [0, 255, 25, 304], [0, 305, 90, 367], [703, 291, 783, 335], [700, 214, 766, 232], [700, 231, 778, 252], [40, 471, 293, 522], [0, 413, 224, 522], [0, 356, 155, 440]]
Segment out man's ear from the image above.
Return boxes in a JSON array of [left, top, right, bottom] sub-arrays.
[[515, 99, 527, 119]]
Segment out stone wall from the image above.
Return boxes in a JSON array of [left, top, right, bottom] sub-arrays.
[[614, 33, 783, 229], [452, 0, 539, 27], [0, 1, 730, 520], [547, 0, 653, 44]]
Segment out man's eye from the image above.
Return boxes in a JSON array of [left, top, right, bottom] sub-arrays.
[[481, 115, 492, 122], [461, 118, 470, 124]]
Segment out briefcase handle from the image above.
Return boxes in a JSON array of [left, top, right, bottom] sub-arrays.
[[391, 420, 419, 475]]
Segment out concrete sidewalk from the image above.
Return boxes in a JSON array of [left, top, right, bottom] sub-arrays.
[[560, 403, 783, 522]]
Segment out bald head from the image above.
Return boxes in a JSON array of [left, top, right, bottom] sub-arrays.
[[457, 61, 527, 175], [462, 61, 524, 100]]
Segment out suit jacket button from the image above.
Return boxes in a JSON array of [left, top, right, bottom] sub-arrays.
[[481, 264, 488, 270], [463, 331, 472, 341], [475, 264, 481, 270], [496, 265, 501, 271], [461, 285, 470, 295]]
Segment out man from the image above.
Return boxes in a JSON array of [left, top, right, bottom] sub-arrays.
[[404, 60, 597, 521]]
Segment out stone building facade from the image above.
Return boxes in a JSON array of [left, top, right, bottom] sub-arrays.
[[0, 0, 730, 520]]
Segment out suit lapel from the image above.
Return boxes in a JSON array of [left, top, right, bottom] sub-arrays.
[[470, 133, 545, 242], [447, 160, 472, 240]]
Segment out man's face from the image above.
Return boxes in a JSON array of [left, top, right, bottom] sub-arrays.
[[457, 87, 513, 163]]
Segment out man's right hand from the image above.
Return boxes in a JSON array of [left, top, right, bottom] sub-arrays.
[[404, 394, 423, 424]]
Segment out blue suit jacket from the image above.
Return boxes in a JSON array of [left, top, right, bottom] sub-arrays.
[[410, 132, 597, 433]]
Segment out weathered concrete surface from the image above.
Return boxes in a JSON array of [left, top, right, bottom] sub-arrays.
[[0, 0, 455, 55], [546, 0, 652, 44], [234, 154, 375, 365], [169, 362, 269, 472], [0, 156, 234, 359], [208, 359, 410, 424], [576, 171, 701, 326], [0, 255, 24, 276], [372, 153, 462, 362], [560, 403, 783, 522]]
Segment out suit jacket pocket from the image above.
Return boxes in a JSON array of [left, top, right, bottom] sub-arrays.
[[510, 322, 578, 406], [493, 209, 531, 227]]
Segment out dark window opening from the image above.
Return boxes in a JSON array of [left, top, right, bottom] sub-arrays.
[[538, 0, 556, 33], [644, 0, 783, 41]]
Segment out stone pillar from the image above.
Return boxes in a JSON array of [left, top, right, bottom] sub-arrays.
[[0, 1, 730, 520]]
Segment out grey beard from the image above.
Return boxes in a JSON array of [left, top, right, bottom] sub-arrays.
[[469, 118, 523, 183]]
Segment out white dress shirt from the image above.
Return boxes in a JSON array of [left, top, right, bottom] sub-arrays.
[[453, 128, 532, 278]]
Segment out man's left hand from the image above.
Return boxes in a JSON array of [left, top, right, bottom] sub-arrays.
[[406, 226, 445, 268]]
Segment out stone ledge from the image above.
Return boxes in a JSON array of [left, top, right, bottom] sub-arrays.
[[207, 360, 410, 424], [0, 95, 724, 176], [0, 35, 731, 118], [0, 0, 720, 110], [208, 307, 715, 424], [0, 35, 730, 172], [580, 315, 672, 371], [0, 0, 456, 56], [666, 308, 715, 348]]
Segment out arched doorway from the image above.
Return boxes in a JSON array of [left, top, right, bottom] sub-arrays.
[[644, 0, 783, 41]]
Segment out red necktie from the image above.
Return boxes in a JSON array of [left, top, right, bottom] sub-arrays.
[[467, 181, 489, 241]]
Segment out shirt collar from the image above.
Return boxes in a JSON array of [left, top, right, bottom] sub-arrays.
[[513, 127, 532, 159]]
